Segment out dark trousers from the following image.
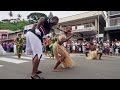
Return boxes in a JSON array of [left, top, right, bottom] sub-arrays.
[[85, 51, 89, 57], [97, 53, 102, 60]]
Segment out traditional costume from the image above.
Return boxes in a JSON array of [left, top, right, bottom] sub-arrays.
[[53, 34, 74, 68]]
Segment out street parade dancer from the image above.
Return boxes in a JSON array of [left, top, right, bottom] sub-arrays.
[[53, 27, 75, 72], [25, 16, 66, 79]]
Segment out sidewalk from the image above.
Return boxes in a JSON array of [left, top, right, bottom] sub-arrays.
[[70, 53, 120, 58], [5, 52, 120, 59]]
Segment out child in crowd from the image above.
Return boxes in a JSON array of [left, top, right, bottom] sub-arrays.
[[109, 46, 113, 56], [115, 47, 119, 56]]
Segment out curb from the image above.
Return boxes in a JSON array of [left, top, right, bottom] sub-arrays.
[[70, 53, 120, 58]]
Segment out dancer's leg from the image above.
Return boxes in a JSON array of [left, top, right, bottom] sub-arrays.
[[32, 54, 38, 76], [53, 50, 65, 72]]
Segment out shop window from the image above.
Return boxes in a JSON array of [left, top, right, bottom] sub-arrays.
[[77, 25, 84, 29], [72, 26, 76, 30]]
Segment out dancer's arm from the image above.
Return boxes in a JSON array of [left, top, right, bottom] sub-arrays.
[[56, 27, 67, 33], [32, 23, 37, 30], [31, 17, 45, 30], [36, 17, 45, 29], [64, 32, 74, 42], [33, 17, 46, 35], [58, 32, 74, 45]]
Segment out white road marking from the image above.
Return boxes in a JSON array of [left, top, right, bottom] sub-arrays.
[[0, 65, 4, 67], [11, 56, 46, 61], [42, 55, 51, 59], [43, 57, 51, 58], [11, 56, 32, 60], [0, 57, 29, 64]]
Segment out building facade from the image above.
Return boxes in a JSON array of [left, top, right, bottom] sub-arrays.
[[8, 30, 23, 40], [0, 30, 23, 42], [59, 11, 106, 41], [0, 30, 14, 41], [105, 11, 120, 41], [23, 12, 106, 41]]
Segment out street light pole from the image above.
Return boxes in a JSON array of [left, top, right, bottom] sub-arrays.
[[98, 11, 99, 42]]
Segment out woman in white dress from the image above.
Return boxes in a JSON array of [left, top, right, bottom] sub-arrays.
[[72, 42, 75, 53], [0, 40, 6, 56], [14, 39, 17, 55]]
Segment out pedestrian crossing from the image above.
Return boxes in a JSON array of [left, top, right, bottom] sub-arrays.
[[0, 65, 4, 67], [11, 56, 32, 60], [10, 55, 50, 60], [0, 57, 29, 64], [0, 55, 51, 66], [0, 55, 52, 68]]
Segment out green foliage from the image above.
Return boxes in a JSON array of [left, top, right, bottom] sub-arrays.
[[0, 21, 30, 31], [0, 12, 48, 31], [27, 12, 48, 23], [48, 12, 53, 19]]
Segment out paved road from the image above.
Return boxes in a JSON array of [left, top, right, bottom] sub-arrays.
[[0, 53, 120, 79]]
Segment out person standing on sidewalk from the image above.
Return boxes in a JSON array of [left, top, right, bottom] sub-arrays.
[[49, 32, 56, 58], [0, 40, 6, 56], [15, 34, 23, 58], [14, 41, 17, 55], [44, 36, 51, 58]]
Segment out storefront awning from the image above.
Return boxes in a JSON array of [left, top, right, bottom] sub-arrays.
[[73, 29, 97, 35], [105, 25, 120, 31]]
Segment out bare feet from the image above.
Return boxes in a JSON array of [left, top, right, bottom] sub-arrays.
[[51, 56, 54, 59]]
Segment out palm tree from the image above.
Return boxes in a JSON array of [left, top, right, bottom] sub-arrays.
[[17, 14, 21, 19], [48, 12, 53, 19], [9, 11, 13, 17]]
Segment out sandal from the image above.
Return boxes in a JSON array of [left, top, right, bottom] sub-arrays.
[[36, 70, 42, 74], [31, 75, 41, 79], [31, 75, 45, 79]]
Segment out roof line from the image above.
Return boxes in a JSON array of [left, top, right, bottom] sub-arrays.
[[59, 11, 89, 19]]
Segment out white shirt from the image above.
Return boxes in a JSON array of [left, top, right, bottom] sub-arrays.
[[116, 42, 120, 47], [63, 42, 67, 47], [35, 28, 41, 35]]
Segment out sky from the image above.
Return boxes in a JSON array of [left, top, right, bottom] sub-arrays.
[[0, 11, 89, 21]]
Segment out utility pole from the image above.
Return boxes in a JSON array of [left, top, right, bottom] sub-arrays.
[[97, 11, 100, 42]]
